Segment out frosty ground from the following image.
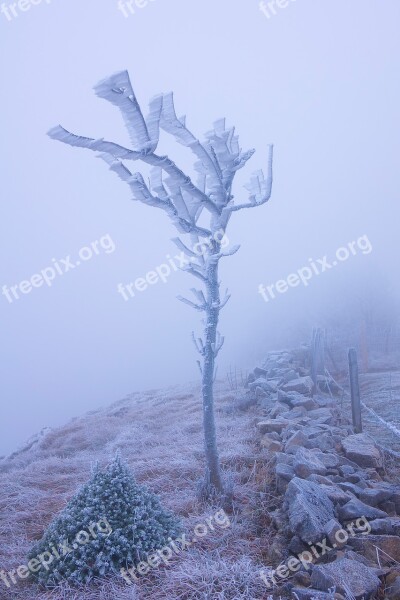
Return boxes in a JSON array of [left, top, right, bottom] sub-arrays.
[[0, 379, 274, 600]]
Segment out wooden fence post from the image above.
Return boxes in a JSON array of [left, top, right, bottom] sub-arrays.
[[348, 348, 363, 433]]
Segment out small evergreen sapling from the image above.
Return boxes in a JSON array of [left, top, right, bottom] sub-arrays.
[[28, 454, 181, 586]]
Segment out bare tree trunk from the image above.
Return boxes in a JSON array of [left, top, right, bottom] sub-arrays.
[[202, 257, 224, 494]]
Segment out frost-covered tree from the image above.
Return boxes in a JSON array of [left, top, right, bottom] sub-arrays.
[[28, 454, 181, 586], [48, 71, 273, 496]]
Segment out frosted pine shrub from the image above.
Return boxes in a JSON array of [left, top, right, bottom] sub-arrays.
[[28, 453, 181, 587]]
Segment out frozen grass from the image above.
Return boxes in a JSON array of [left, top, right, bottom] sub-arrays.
[[0, 380, 279, 599]]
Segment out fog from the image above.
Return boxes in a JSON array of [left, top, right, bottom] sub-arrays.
[[1, 0, 399, 456]]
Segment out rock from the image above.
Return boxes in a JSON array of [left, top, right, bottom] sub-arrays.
[[319, 484, 353, 506], [369, 518, 400, 536], [312, 450, 340, 469], [280, 369, 299, 384], [276, 463, 295, 491], [307, 474, 334, 485], [307, 407, 335, 425], [342, 434, 384, 469], [392, 491, 400, 514], [359, 488, 393, 507], [281, 376, 314, 396], [255, 386, 268, 400], [342, 549, 372, 566], [289, 395, 319, 411], [339, 498, 388, 521], [253, 366, 268, 378], [290, 589, 340, 600], [307, 433, 335, 452], [310, 557, 381, 599], [234, 392, 257, 411], [380, 500, 397, 516], [386, 575, 400, 600], [285, 477, 335, 543], [269, 402, 289, 419], [365, 468, 382, 482], [325, 519, 346, 548], [286, 430, 308, 453], [288, 535, 307, 554], [261, 435, 283, 452], [337, 481, 364, 496], [293, 447, 327, 478], [339, 465, 355, 477], [257, 419, 289, 434], [246, 372, 256, 387], [264, 430, 281, 441], [249, 378, 277, 393], [275, 452, 294, 465], [348, 535, 400, 565], [281, 406, 308, 420]]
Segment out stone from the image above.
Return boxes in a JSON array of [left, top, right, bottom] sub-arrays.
[[281, 406, 308, 420], [369, 518, 400, 536], [286, 430, 308, 453], [339, 498, 388, 521], [246, 373, 256, 387], [249, 378, 278, 394], [255, 386, 268, 400], [290, 589, 339, 600], [307, 474, 334, 485], [281, 376, 314, 396], [359, 488, 393, 507], [276, 462, 295, 481], [387, 576, 400, 600], [337, 481, 364, 496], [275, 452, 294, 465], [380, 501, 396, 516], [257, 419, 289, 434], [269, 402, 289, 419], [324, 518, 346, 548], [308, 433, 335, 452], [312, 450, 340, 469], [310, 558, 381, 599], [289, 395, 319, 411], [253, 366, 268, 378], [307, 408, 335, 425], [392, 491, 400, 514], [261, 435, 283, 452], [280, 369, 298, 383], [293, 447, 327, 478], [342, 434, 383, 469], [319, 484, 353, 506], [339, 465, 355, 477], [276, 463, 295, 492], [348, 535, 400, 565], [285, 477, 335, 543]]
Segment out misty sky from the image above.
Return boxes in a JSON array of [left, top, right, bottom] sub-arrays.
[[1, 0, 399, 455]]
